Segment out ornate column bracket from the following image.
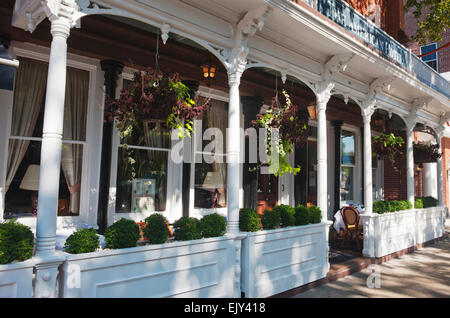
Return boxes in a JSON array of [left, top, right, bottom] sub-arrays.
[[221, 5, 273, 82], [406, 97, 432, 132], [313, 53, 354, 106], [13, 0, 114, 33], [361, 77, 395, 124]]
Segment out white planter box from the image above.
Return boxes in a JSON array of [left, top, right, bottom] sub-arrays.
[[241, 222, 330, 298], [0, 260, 34, 298], [362, 207, 446, 258], [416, 207, 446, 245], [61, 235, 243, 298]]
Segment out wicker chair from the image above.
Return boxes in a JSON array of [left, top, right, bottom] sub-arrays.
[[340, 206, 362, 251]]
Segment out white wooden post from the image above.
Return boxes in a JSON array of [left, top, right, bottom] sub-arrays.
[[361, 102, 374, 214], [317, 95, 329, 221], [34, 1, 77, 298], [224, 6, 272, 234], [436, 132, 444, 206], [226, 70, 244, 234], [406, 124, 415, 207]]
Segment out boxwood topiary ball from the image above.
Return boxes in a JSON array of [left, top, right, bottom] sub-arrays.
[[104, 218, 140, 249], [0, 219, 34, 264], [198, 213, 226, 238], [239, 208, 260, 232], [261, 209, 281, 230], [308, 205, 322, 224], [294, 204, 309, 226], [173, 216, 201, 241], [64, 228, 100, 254], [274, 204, 295, 227], [144, 214, 170, 245]]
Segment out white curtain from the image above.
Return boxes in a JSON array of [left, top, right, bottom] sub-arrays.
[[61, 67, 89, 214], [6, 58, 48, 191]]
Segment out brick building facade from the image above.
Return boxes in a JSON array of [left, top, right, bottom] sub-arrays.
[[344, 0, 449, 209]]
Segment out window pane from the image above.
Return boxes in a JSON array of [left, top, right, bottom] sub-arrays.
[[196, 98, 228, 154], [11, 60, 89, 141], [63, 67, 89, 141], [4, 140, 82, 218], [121, 120, 171, 149], [116, 148, 168, 213], [372, 168, 378, 201], [421, 44, 437, 62], [341, 131, 355, 165], [194, 162, 227, 209], [308, 142, 317, 196], [340, 166, 354, 202], [10, 57, 48, 138], [425, 60, 437, 71]]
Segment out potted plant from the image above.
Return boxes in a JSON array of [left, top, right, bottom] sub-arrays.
[[104, 68, 208, 179], [372, 132, 404, 170], [413, 141, 441, 164], [250, 90, 308, 176]]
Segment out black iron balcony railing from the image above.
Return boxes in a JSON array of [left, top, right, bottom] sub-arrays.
[[298, 0, 450, 99]]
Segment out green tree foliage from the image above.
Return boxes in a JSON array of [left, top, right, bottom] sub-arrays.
[[405, 0, 450, 45]]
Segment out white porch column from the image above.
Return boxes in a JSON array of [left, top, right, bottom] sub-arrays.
[[406, 125, 415, 207], [436, 132, 444, 206], [361, 104, 374, 214], [223, 6, 272, 234], [423, 163, 437, 197], [316, 92, 331, 222], [35, 17, 70, 256], [33, 1, 77, 297], [226, 70, 244, 234]]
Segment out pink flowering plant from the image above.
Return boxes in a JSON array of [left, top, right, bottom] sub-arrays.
[[105, 68, 208, 139], [104, 68, 208, 178]]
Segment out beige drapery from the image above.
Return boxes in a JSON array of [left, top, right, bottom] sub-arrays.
[[61, 67, 89, 214], [206, 100, 228, 206], [6, 57, 48, 191], [143, 120, 169, 211]]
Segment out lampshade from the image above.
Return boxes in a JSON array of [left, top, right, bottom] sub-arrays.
[[201, 172, 222, 189], [19, 164, 40, 191]]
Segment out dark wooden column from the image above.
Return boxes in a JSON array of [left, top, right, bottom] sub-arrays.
[[97, 60, 123, 234], [0, 32, 16, 91], [332, 120, 343, 213], [241, 96, 264, 210]]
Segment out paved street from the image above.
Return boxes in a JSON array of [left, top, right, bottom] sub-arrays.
[[293, 219, 450, 298]]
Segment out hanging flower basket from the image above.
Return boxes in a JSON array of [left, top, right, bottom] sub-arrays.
[[105, 68, 208, 138], [250, 90, 308, 177], [372, 132, 404, 170], [104, 68, 209, 179], [413, 141, 441, 164]]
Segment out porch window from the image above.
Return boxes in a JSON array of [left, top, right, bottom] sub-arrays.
[[420, 43, 438, 72], [340, 130, 356, 203], [193, 98, 228, 209], [4, 57, 88, 218], [115, 119, 170, 213]]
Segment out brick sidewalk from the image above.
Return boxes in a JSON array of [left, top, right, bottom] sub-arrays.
[[291, 220, 450, 298]]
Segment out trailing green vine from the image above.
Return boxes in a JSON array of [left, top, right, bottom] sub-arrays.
[[251, 90, 308, 177]]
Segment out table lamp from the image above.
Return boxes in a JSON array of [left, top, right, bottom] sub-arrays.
[[202, 171, 222, 208], [19, 164, 40, 216]]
